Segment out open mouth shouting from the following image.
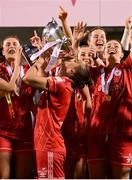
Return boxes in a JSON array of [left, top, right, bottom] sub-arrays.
[[96, 41, 104, 50], [8, 49, 16, 55], [108, 49, 116, 55]]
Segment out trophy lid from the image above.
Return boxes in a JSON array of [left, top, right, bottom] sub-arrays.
[[42, 18, 64, 42]]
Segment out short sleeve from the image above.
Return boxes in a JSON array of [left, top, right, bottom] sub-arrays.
[[48, 76, 72, 94]]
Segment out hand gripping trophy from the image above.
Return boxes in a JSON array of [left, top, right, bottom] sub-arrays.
[[29, 18, 70, 72]]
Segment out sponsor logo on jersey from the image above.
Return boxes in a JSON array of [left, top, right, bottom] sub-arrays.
[[114, 69, 122, 76]]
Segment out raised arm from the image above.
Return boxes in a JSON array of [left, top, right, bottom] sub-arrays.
[[72, 21, 88, 51], [0, 78, 15, 92], [23, 56, 49, 90], [121, 16, 132, 51], [30, 30, 43, 50], [129, 31, 132, 59], [58, 6, 73, 43]]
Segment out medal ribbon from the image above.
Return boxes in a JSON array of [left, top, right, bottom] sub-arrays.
[[5, 64, 24, 118], [101, 67, 116, 95], [5, 92, 15, 118], [6, 64, 24, 79]]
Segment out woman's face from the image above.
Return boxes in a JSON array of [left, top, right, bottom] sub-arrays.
[[2, 37, 21, 61], [104, 40, 123, 64], [88, 29, 107, 53], [78, 46, 94, 66], [78, 46, 89, 61]]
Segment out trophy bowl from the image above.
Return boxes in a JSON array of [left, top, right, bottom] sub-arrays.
[[28, 18, 71, 69], [42, 18, 70, 51]]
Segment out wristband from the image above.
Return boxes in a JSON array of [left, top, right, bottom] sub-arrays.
[[92, 54, 98, 61]]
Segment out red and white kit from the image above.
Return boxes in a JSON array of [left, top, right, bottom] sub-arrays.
[[87, 56, 132, 166], [34, 76, 74, 178], [0, 63, 35, 152]]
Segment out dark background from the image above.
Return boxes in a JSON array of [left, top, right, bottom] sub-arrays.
[[0, 26, 124, 45]]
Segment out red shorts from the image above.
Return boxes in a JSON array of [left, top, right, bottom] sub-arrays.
[[0, 135, 33, 152], [35, 150, 65, 179], [109, 133, 132, 167], [87, 133, 132, 167]]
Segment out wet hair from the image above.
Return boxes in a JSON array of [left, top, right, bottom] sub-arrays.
[[1, 35, 21, 46], [71, 62, 92, 89]]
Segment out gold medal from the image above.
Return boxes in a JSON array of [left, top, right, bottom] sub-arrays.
[[5, 93, 15, 118], [5, 93, 12, 105], [107, 95, 111, 101]]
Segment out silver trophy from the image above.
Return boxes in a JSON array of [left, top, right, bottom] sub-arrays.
[[30, 18, 70, 71], [42, 18, 70, 51]]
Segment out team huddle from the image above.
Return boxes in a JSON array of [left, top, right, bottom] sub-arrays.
[[0, 6, 132, 179]]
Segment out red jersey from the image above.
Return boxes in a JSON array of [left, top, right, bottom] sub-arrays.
[[34, 76, 73, 152], [50, 66, 84, 136], [62, 89, 84, 136], [0, 63, 35, 140], [89, 55, 132, 137]]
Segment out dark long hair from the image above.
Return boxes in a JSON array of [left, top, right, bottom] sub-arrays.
[[87, 27, 106, 46], [1, 35, 21, 47]]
